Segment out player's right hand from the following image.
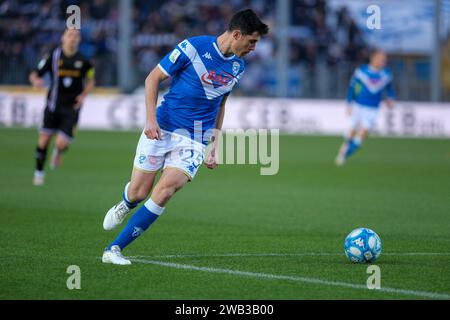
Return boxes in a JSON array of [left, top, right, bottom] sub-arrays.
[[144, 121, 162, 140]]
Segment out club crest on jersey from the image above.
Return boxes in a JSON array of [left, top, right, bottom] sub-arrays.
[[232, 62, 240, 76], [74, 60, 83, 69], [201, 70, 234, 88]]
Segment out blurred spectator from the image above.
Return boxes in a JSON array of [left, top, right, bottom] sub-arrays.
[[0, 0, 367, 96]]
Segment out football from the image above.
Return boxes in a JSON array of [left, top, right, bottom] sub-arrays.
[[344, 228, 382, 263]]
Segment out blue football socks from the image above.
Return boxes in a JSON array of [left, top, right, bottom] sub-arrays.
[[345, 137, 362, 159], [107, 198, 165, 250]]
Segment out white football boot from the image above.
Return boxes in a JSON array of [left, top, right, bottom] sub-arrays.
[[103, 200, 131, 230], [335, 153, 346, 166], [33, 170, 45, 186], [102, 245, 131, 265]]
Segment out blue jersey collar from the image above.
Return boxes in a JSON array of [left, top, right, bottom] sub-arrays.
[[213, 38, 235, 60]]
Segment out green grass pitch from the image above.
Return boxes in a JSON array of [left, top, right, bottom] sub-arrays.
[[1, 128, 449, 299]]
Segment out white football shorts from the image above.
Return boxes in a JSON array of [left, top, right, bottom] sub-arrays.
[[350, 103, 379, 130], [133, 129, 205, 180]]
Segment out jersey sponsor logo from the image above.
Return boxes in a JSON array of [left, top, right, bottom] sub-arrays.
[[201, 70, 234, 88], [59, 69, 81, 77], [169, 49, 181, 63]]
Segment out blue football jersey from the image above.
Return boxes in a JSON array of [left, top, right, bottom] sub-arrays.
[[347, 64, 395, 108], [157, 35, 245, 144]]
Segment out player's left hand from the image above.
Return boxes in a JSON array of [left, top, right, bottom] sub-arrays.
[[74, 94, 86, 110]]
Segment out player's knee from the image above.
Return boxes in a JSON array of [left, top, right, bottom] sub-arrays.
[[128, 185, 149, 202], [154, 185, 178, 204]]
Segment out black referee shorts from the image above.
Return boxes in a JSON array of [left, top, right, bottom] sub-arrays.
[[41, 107, 80, 141]]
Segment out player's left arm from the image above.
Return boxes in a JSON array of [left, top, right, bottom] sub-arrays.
[[75, 63, 96, 110], [205, 93, 229, 169]]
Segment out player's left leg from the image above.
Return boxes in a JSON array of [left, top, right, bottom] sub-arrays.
[[103, 168, 189, 265], [50, 109, 79, 169], [50, 132, 72, 169]]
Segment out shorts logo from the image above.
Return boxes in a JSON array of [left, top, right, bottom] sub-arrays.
[[232, 62, 240, 76], [132, 227, 144, 238], [148, 156, 158, 165], [63, 77, 72, 87], [138, 154, 146, 164], [169, 49, 181, 63]]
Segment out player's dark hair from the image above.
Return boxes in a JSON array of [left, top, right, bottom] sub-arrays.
[[228, 9, 269, 36]]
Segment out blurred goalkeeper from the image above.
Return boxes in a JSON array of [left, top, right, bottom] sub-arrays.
[[335, 49, 395, 166], [30, 28, 95, 185]]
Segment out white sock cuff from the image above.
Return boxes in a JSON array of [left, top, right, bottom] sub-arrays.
[[144, 198, 165, 216]]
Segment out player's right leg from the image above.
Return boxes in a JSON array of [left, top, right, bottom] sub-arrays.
[[34, 107, 59, 185], [335, 128, 357, 166], [33, 130, 54, 185]]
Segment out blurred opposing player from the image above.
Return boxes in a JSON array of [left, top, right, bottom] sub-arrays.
[[30, 28, 95, 185], [101, 9, 269, 265], [335, 49, 395, 166]]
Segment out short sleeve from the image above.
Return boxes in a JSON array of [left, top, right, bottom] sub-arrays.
[[158, 41, 190, 77]]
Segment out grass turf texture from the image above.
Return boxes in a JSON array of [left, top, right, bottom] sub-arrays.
[[1, 127, 449, 299]]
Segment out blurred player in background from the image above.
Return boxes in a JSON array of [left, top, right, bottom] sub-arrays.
[[101, 9, 269, 265], [335, 49, 395, 166], [29, 28, 95, 185]]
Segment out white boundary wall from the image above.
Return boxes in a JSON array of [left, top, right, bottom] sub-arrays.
[[1, 92, 450, 137]]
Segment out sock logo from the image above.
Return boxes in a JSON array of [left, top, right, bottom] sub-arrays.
[[132, 226, 144, 238]]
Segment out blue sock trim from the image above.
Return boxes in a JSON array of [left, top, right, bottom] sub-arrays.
[[122, 182, 140, 209], [123, 191, 139, 209]]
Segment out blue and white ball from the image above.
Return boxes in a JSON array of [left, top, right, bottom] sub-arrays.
[[344, 228, 382, 263]]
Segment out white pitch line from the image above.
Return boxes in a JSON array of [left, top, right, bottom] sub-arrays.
[[130, 252, 450, 259], [131, 258, 450, 300]]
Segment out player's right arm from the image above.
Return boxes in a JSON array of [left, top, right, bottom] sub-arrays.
[[29, 52, 52, 88], [144, 66, 168, 140]]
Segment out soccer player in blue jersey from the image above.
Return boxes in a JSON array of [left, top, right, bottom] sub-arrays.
[[101, 9, 269, 265], [335, 49, 395, 166]]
